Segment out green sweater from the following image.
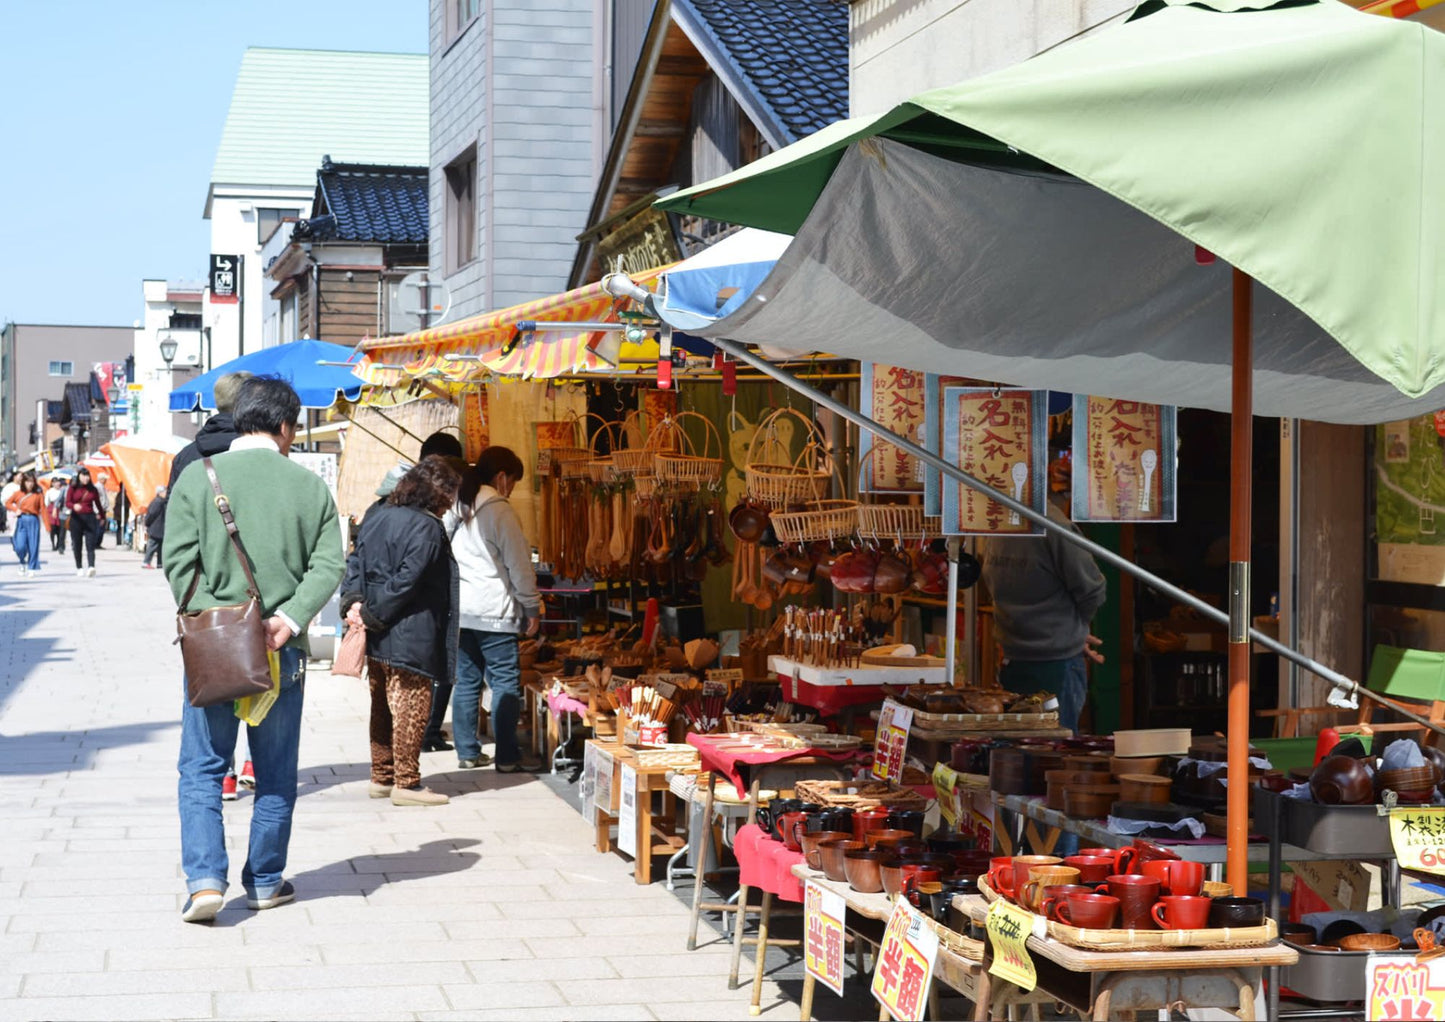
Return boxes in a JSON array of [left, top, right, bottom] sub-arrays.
[[164, 447, 344, 650]]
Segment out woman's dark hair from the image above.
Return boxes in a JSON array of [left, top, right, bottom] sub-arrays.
[[456, 446, 525, 522], [232, 376, 302, 436], [387, 455, 461, 516], [19, 473, 38, 492], [419, 431, 464, 460]]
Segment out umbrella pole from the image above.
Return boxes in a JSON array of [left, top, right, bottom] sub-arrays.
[[1227, 268, 1253, 897]]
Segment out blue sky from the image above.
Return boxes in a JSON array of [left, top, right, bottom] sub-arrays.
[[0, 2, 428, 328]]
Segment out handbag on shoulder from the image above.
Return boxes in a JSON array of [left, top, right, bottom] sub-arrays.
[[176, 458, 274, 708]]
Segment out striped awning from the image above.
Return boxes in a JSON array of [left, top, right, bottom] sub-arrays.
[[353, 268, 668, 396]]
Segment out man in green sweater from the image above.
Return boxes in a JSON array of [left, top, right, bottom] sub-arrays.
[[164, 377, 345, 923]]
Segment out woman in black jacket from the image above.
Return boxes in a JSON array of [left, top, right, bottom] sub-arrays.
[[340, 456, 460, 807]]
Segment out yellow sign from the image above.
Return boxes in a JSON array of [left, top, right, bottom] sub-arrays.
[[872, 699, 914, 783], [932, 762, 961, 826], [871, 900, 939, 1022], [1389, 808, 1445, 874], [1367, 953, 1445, 1020], [804, 880, 847, 996], [986, 899, 1038, 993]]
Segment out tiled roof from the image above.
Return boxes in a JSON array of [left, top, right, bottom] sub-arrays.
[[676, 0, 849, 145], [298, 160, 428, 244], [209, 49, 427, 193], [62, 383, 93, 424]]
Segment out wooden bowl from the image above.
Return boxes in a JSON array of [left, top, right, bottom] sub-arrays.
[[1117, 773, 1172, 805], [1377, 765, 1437, 798], [1110, 754, 1165, 777], [1337, 932, 1401, 952], [1064, 786, 1120, 819]]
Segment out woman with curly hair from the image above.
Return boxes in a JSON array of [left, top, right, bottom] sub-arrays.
[[340, 455, 461, 806]]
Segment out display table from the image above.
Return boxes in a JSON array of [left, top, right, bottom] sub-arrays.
[[961, 893, 1297, 1021], [586, 740, 693, 885]]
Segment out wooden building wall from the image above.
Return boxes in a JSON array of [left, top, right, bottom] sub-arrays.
[[317, 269, 382, 344]]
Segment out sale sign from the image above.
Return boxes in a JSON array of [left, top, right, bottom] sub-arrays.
[[1389, 808, 1445, 875], [804, 880, 848, 996], [1367, 954, 1445, 1021], [940, 387, 1048, 536], [872, 699, 914, 783], [871, 900, 939, 1022], [986, 899, 1038, 992]]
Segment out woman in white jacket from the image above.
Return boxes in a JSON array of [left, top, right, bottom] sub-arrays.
[[447, 446, 543, 772]]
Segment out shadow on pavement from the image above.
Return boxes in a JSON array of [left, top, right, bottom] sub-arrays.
[[279, 838, 483, 902], [0, 719, 176, 775], [295, 760, 540, 798], [0, 609, 62, 719]]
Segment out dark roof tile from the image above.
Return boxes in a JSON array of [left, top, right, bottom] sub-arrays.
[[296, 160, 428, 244]]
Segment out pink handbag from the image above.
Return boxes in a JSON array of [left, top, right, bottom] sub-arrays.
[[331, 624, 367, 679]]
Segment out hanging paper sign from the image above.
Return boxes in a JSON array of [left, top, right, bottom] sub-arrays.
[[1366, 954, 1445, 1021], [461, 390, 489, 463], [932, 762, 963, 827], [872, 899, 938, 1021], [872, 699, 914, 783], [1388, 807, 1445, 875], [581, 741, 599, 825], [1071, 395, 1176, 522], [804, 880, 848, 996], [860, 363, 926, 492], [594, 746, 615, 819], [618, 762, 638, 857], [986, 899, 1038, 992], [941, 388, 1047, 536], [923, 374, 969, 517]]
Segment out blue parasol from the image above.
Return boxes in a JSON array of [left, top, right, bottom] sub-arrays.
[[168, 340, 365, 412]]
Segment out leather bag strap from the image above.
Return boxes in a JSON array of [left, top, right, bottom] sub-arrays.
[[179, 457, 263, 613]]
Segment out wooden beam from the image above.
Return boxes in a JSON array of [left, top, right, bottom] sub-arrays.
[[634, 119, 686, 138], [615, 177, 661, 195]]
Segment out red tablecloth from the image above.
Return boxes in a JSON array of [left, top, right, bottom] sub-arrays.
[[544, 691, 590, 720], [779, 675, 889, 715], [687, 733, 858, 794], [734, 824, 805, 902]]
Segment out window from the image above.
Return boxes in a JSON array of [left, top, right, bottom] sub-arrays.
[[47, 360, 73, 377], [256, 207, 293, 244], [447, 0, 479, 40], [445, 148, 477, 274]]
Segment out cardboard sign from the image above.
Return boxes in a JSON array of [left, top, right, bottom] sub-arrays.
[[872, 699, 914, 783], [986, 899, 1038, 993], [581, 742, 599, 825], [1072, 395, 1177, 522], [1367, 953, 1445, 1021], [594, 746, 615, 819], [871, 900, 939, 1022], [1390, 808, 1445, 876], [941, 387, 1048, 535], [618, 763, 638, 857], [804, 880, 848, 996], [1292, 859, 1372, 912]]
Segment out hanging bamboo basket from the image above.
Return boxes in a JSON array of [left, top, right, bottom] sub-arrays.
[[772, 499, 861, 544], [650, 411, 723, 487], [536, 412, 590, 475], [586, 419, 622, 485], [854, 457, 938, 543], [611, 408, 656, 477], [745, 407, 833, 510]]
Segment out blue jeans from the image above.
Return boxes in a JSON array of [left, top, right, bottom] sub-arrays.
[[177, 647, 305, 899], [454, 629, 522, 765], [11, 513, 40, 569], [998, 654, 1089, 733]]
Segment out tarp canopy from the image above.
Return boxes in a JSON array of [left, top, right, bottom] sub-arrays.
[[99, 433, 188, 512], [169, 339, 365, 412], [655, 0, 1445, 425]]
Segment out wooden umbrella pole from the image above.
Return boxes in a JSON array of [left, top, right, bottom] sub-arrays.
[[1227, 268, 1253, 896]]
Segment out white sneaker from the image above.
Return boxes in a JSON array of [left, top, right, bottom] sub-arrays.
[[86, 567, 95, 577], [76, 568, 85, 577], [18, 567, 26, 577]]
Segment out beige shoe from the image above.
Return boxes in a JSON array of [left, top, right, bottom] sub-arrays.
[[390, 785, 449, 806], [368, 782, 393, 799]]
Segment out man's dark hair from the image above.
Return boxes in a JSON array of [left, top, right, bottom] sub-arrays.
[[419, 431, 464, 460], [456, 446, 525, 522], [232, 377, 302, 436], [388, 455, 461, 515]]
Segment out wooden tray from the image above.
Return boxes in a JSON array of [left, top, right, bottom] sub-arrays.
[[860, 651, 947, 668], [794, 779, 930, 811], [910, 709, 1061, 733]]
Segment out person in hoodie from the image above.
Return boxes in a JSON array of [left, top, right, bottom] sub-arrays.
[[166, 371, 252, 494], [446, 446, 543, 773]]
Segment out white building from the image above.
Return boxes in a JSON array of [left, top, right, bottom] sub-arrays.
[[205, 48, 428, 364], [132, 280, 206, 440]]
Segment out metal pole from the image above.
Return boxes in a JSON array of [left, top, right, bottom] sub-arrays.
[[1226, 268, 1253, 897], [706, 335, 1445, 739], [944, 537, 960, 688]]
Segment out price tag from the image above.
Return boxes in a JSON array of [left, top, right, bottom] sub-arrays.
[[986, 899, 1038, 992], [932, 762, 962, 827], [706, 669, 743, 684], [1366, 953, 1445, 1020], [871, 900, 938, 1022], [618, 763, 638, 857], [804, 880, 848, 996], [1389, 808, 1445, 874], [872, 699, 914, 783]]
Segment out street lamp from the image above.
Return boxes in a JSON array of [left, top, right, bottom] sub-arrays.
[[158, 331, 178, 368], [106, 386, 119, 407]]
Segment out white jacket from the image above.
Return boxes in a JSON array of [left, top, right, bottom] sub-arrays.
[[446, 486, 540, 634]]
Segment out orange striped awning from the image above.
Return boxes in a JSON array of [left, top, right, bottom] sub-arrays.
[[354, 268, 668, 396]]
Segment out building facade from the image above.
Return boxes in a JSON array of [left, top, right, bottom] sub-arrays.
[[132, 280, 207, 440], [206, 48, 428, 360], [0, 324, 134, 471]]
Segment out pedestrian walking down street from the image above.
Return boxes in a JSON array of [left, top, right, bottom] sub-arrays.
[[448, 446, 544, 774], [341, 456, 462, 807], [414, 431, 466, 753], [64, 468, 105, 577], [45, 477, 67, 553], [164, 378, 344, 924], [5, 473, 43, 576], [142, 485, 167, 569]]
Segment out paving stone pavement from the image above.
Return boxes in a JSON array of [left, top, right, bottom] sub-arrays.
[[0, 544, 817, 1021]]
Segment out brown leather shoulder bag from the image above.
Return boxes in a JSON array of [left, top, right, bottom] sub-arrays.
[[176, 458, 274, 708]]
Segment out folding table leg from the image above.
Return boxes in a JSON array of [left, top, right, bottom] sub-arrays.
[[749, 889, 773, 1014], [687, 772, 717, 950], [729, 882, 752, 989]]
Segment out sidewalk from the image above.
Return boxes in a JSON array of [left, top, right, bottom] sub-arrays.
[[0, 544, 793, 1021]]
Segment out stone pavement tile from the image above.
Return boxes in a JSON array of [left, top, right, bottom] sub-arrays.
[[21, 966, 252, 997], [21, 876, 184, 897], [109, 943, 323, 972], [575, 913, 709, 936], [564, 977, 783, 1007], [324, 938, 535, 966], [31, 925, 239, 951], [0, 992, 213, 1022], [525, 933, 693, 960], [240, 920, 450, 946], [6, 908, 182, 932], [0, 977, 17, 999], [465, 956, 620, 983], [215, 984, 451, 1019], [1, 950, 105, 975], [439, 980, 565, 1010], [417, 1007, 655, 1022], [254, 961, 470, 990], [498, 897, 677, 920], [0, 893, 176, 916], [609, 952, 750, 979], [301, 898, 503, 924], [656, 996, 793, 1021], [444, 916, 579, 940], [362, 882, 553, 906]]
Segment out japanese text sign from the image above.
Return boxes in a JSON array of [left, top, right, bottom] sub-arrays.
[[1389, 808, 1445, 875], [923, 374, 969, 516], [941, 388, 1047, 535], [872, 699, 914, 783], [986, 899, 1038, 992], [804, 880, 848, 996], [860, 363, 926, 492], [932, 762, 963, 827], [1071, 395, 1177, 522], [1367, 954, 1445, 1021], [871, 900, 939, 1021]]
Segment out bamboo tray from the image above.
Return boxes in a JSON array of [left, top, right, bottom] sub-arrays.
[[910, 708, 1062, 732], [631, 744, 702, 770], [977, 876, 1279, 951], [922, 911, 985, 962], [794, 779, 930, 811]]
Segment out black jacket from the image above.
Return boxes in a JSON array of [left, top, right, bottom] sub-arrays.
[[167, 414, 241, 493], [143, 495, 168, 539], [340, 502, 458, 684]]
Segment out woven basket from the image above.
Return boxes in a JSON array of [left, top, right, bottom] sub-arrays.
[[772, 499, 861, 544], [651, 412, 723, 486], [857, 502, 936, 542], [793, 779, 930, 811], [745, 408, 833, 510], [586, 420, 622, 485], [536, 413, 591, 474], [612, 409, 656, 477]]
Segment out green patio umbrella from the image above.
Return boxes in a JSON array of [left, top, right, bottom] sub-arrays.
[[656, 0, 1444, 894]]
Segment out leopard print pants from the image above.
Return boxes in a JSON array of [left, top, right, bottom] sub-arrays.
[[368, 659, 434, 790]]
